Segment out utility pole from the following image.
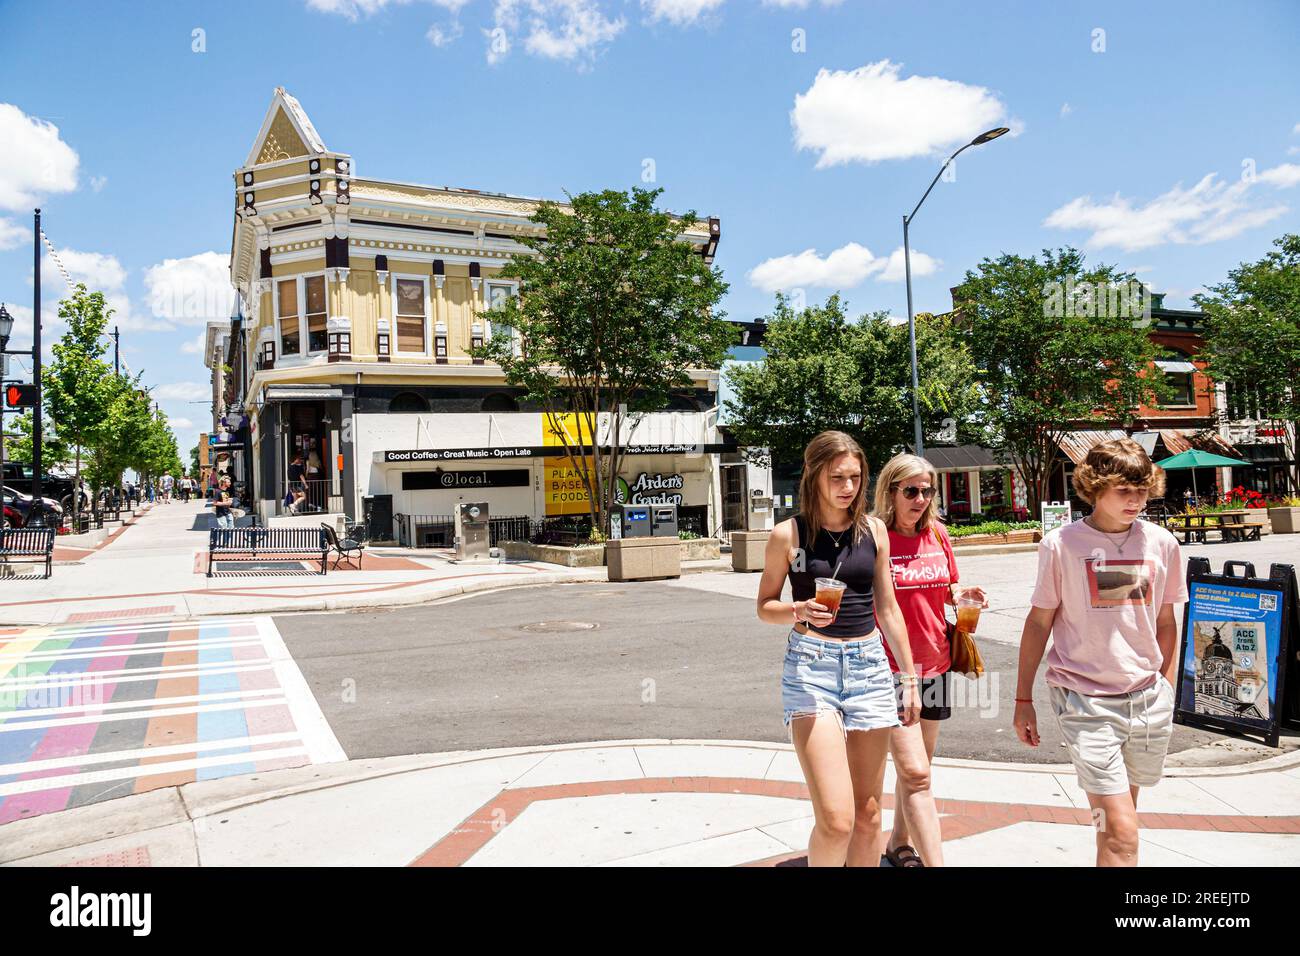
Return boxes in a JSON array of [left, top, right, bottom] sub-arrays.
[[32, 209, 42, 514], [113, 325, 120, 375]]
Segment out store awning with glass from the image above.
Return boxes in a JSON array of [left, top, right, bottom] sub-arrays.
[[1154, 360, 1197, 374], [263, 385, 343, 402]]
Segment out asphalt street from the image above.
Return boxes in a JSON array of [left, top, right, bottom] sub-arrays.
[[274, 576, 1226, 764]]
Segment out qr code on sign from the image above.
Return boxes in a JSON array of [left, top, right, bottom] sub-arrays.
[[1260, 593, 1278, 612]]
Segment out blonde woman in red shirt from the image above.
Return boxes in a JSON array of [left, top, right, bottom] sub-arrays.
[[872, 453, 987, 867]]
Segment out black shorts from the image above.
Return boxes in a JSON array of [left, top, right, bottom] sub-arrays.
[[895, 671, 952, 721]]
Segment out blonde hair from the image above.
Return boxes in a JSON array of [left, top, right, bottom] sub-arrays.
[[873, 453, 942, 535], [798, 431, 871, 546], [1072, 438, 1166, 505]]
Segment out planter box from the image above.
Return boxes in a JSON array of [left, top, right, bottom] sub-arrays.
[[950, 529, 1042, 548], [606, 537, 680, 581], [731, 530, 770, 572], [498, 540, 606, 568], [681, 537, 722, 561], [1268, 506, 1300, 534]]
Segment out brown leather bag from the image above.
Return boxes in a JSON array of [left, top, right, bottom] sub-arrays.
[[948, 618, 985, 678]]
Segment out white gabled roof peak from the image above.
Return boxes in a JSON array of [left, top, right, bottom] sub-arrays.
[[244, 87, 328, 168]]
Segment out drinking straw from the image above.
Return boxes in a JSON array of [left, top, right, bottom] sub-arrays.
[[832, 558, 843, 580]]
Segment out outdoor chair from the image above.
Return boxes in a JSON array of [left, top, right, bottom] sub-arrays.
[[322, 521, 366, 570]]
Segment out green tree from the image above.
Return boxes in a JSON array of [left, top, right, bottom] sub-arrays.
[[1195, 234, 1300, 490], [723, 293, 980, 472], [85, 376, 154, 494], [473, 186, 733, 532], [4, 410, 72, 468], [42, 284, 117, 506], [953, 247, 1171, 513]]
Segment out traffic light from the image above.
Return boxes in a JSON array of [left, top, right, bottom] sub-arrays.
[[5, 383, 38, 408]]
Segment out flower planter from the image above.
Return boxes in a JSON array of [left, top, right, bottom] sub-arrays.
[[950, 529, 1042, 548], [1268, 506, 1300, 535]]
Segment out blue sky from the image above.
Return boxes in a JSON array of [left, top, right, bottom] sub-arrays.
[[1, 0, 1298, 462]]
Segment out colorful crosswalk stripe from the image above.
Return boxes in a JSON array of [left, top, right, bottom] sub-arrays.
[[0, 616, 345, 824]]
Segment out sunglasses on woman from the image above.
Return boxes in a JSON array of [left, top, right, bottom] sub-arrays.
[[896, 485, 938, 500]]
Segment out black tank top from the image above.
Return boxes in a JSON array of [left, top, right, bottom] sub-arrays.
[[787, 513, 878, 638]]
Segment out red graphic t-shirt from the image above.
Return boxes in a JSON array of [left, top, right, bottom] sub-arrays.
[[885, 523, 958, 677]]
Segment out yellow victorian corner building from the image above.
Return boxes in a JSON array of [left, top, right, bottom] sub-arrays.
[[205, 88, 772, 543]]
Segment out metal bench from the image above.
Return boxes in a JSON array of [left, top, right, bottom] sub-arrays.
[[0, 527, 57, 578], [208, 527, 329, 576]]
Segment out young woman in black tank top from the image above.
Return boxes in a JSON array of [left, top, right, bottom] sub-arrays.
[[756, 431, 920, 867]]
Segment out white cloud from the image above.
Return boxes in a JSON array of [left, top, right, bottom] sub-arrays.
[[489, 0, 625, 66], [641, 0, 724, 25], [36, 248, 170, 332], [0, 218, 25, 251], [1060, 102, 1072, 118], [307, 0, 469, 19], [876, 246, 940, 282], [154, 382, 210, 402], [167, 417, 195, 431], [1293, 122, 1300, 135], [791, 61, 1014, 167], [748, 242, 938, 292], [0, 104, 80, 211], [143, 251, 235, 327], [427, 20, 464, 45], [1257, 163, 1300, 188], [1043, 172, 1289, 252], [90, 175, 108, 192], [181, 329, 207, 354]]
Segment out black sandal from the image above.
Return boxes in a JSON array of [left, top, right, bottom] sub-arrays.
[[884, 844, 926, 867]]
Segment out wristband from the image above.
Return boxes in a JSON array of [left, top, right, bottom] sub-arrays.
[[1014, 697, 1033, 704]]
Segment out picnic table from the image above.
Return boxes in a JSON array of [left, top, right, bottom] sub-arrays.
[[1164, 511, 1261, 545]]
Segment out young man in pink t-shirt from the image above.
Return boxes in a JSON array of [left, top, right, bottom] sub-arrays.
[[1014, 438, 1187, 867]]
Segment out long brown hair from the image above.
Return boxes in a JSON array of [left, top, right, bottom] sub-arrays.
[[798, 431, 871, 546]]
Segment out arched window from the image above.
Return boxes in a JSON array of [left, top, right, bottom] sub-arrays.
[[481, 393, 519, 413], [666, 394, 698, 412], [389, 392, 429, 413]]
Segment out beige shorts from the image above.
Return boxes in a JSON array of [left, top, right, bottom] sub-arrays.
[[1048, 676, 1175, 796]]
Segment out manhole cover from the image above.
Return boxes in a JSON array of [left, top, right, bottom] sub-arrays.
[[521, 621, 599, 633]]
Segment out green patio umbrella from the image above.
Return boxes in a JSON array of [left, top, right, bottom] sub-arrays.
[[1157, 449, 1249, 502]]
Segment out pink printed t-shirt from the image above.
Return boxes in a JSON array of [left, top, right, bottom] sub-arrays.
[[1030, 518, 1188, 696], [885, 523, 958, 677]]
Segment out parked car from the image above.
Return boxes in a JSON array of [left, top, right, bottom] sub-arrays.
[[2, 462, 78, 514], [2, 486, 64, 529]]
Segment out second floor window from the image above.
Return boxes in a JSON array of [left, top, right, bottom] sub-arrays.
[[277, 279, 299, 356], [486, 281, 521, 356], [277, 273, 328, 357], [395, 277, 427, 353]]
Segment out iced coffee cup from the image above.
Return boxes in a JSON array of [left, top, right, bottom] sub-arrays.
[[956, 593, 982, 635], [814, 577, 847, 623]]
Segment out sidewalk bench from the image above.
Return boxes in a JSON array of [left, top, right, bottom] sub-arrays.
[[208, 527, 328, 576], [0, 527, 56, 578]]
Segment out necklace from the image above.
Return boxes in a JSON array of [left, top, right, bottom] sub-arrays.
[[822, 524, 851, 548], [1086, 516, 1137, 555]]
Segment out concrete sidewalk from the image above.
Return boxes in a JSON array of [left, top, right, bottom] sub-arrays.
[[0, 501, 605, 626], [3, 738, 1297, 867]]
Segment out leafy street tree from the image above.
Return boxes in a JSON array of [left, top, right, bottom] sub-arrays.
[[4, 410, 72, 469], [953, 247, 1171, 513], [42, 284, 118, 510], [1195, 233, 1300, 491], [473, 187, 733, 533], [723, 293, 980, 471]]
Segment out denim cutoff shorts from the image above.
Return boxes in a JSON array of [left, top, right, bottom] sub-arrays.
[[781, 628, 900, 735]]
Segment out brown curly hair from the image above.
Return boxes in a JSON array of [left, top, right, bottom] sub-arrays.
[[1072, 438, 1166, 505]]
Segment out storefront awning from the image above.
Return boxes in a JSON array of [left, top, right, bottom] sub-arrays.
[[1154, 360, 1197, 374], [264, 385, 343, 402], [925, 445, 999, 472]]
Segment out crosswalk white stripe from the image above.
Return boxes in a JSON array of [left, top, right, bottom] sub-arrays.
[[0, 637, 265, 664], [0, 661, 273, 689], [37, 618, 259, 638], [1, 686, 286, 721], [255, 616, 347, 764], [0, 696, 290, 733], [0, 745, 311, 797], [0, 731, 305, 776]]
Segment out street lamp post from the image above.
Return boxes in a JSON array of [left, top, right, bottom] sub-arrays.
[[0, 303, 12, 507], [903, 127, 1009, 458]]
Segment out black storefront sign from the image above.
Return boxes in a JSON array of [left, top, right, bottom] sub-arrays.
[[383, 443, 736, 464], [401, 468, 530, 491]]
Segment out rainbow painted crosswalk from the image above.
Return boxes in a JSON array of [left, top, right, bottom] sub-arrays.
[[0, 616, 345, 825]]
